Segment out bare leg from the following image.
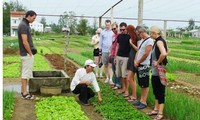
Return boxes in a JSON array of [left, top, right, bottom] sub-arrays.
[[127, 71, 137, 98], [108, 63, 113, 79], [124, 77, 128, 94], [21, 78, 27, 94], [158, 104, 164, 114], [100, 64, 103, 77], [94, 57, 99, 76], [104, 64, 109, 79], [140, 87, 149, 104]]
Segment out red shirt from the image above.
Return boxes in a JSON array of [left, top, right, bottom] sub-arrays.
[[110, 34, 118, 55]]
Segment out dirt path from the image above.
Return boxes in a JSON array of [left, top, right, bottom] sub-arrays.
[[11, 94, 36, 120]]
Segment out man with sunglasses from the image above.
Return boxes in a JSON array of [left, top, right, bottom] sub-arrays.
[[133, 26, 154, 109], [99, 20, 114, 84], [115, 22, 131, 97]]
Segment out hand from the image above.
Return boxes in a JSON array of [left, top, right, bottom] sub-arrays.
[[134, 61, 139, 68], [85, 81, 91, 86], [153, 61, 158, 67], [98, 97, 102, 103], [114, 57, 116, 64]]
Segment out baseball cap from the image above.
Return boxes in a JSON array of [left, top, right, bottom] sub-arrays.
[[84, 59, 97, 67]]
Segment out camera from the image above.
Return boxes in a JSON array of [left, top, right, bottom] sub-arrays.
[[99, 62, 103, 68]]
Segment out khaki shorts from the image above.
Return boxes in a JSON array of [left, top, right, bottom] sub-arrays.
[[21, 54, 34, 80], [102, 52, 109, 65], [116, 56, 128, 78]]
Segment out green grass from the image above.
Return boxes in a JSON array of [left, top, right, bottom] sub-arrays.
[[167, 57, 200, 74], [168, 43, 200, 51], [3, 91, 15, 120]]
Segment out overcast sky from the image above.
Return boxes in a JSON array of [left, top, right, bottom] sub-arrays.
[[4, 0, 200, 29]]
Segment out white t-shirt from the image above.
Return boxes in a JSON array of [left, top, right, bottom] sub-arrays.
[[70, 68, 100, 92], [136, 37, 154, 65]]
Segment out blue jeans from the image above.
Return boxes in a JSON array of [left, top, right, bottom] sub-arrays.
[[110, 55, 121, 87]]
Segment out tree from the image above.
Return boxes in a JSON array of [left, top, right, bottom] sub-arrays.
[[68, 11, 77, 34], [58, 11, 69, 30], [3, 1, 26, 34], [40, 17, 47, 29], [188, 18, 195, 30], [77, 17, 88, 35], [50, 23, 61, 33], [88, 18, 98, 35]]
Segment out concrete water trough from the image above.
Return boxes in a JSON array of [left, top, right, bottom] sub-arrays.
[[29, 70, 70, 94]]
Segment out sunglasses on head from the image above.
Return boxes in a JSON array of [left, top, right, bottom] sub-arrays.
[[120, 29, 125, 32]]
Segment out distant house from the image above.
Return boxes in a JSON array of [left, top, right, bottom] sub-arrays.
[[30, 21, 44, 32], [44, 26, 52, 32], [10, 11, 24, 37], [10, 11, 43, 37], [189, 29, 200, 38]]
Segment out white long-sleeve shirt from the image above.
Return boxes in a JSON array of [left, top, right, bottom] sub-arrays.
[[91, 34, 100, 49], [70, 68, 100, 92]]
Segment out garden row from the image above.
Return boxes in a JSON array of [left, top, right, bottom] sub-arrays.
[[68, 51, 200, 120], [35, 96, 89, 120]]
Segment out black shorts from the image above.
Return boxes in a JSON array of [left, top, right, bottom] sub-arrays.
[[93, 48, 99, 56], [136, 64, 150, 88]]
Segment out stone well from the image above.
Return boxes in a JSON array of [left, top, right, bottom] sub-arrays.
[[29, 70, 70, 93]]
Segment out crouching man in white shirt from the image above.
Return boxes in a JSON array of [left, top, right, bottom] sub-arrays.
[[70, 59, 103, 105]]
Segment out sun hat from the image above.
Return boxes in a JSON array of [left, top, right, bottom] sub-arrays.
[[85, 59, 97, 67], [96, 28, 102, 33]]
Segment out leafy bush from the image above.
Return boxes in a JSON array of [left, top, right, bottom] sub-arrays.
[[3, 91, 15, 120], [35, 96, 89, 120]]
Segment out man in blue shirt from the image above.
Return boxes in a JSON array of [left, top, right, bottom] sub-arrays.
[[99, 20, 114, 84]]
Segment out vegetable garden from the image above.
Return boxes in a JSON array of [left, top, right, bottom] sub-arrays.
[[3, 34, 200, 120]]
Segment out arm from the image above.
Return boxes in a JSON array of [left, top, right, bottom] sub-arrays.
[[97, 91, 102, 103], [135, 45, 152, 67], [129, 39, 138, 51], [99, 32, 103, 50], [153, 41, 167, 67], [21, 34, 32, 56]]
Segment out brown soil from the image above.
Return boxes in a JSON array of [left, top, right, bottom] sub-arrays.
[[44, 54, 78, 77], [3, 48, 19, 55]]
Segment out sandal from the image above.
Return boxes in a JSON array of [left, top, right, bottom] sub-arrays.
[[154, 113, 164, 120], [122, 93, 129, 97], [146, 110, 158, 116], [118, 91, 125, 94], [125, 96, 137, 102], [21, 93, 34, 100]]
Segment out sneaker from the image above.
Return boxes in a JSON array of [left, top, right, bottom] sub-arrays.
[[21, 93, 34, 100], [137, 103, 147, 109], [112, 86, 120, 90], [104, 78, 109, 83], [96, 74, 99, 77], [100, 74, 103, 78], [109, 79, 114, 85], [133, 100, 141, 106]]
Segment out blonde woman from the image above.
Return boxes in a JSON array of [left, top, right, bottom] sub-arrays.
[[146, 26, 168, 120], [91, 28, 103, 78]]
